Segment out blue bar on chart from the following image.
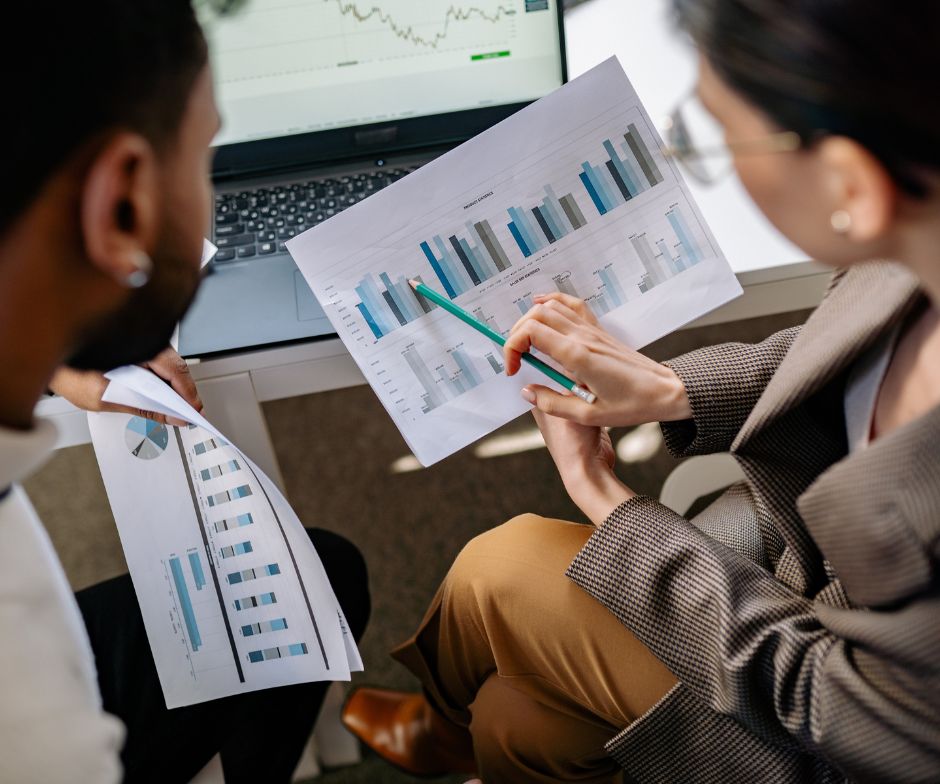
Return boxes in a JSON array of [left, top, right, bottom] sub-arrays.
[[227, 563, 280, 585], [596, 265, 628, 308], [241, 617, 288, 637], [214, 512, 254, 533], [421, 219, 510, 299], [169, 556, 202, 651], [187, 551, 206, 591], [507, 186, 587, 257], [193, 437, 224, 456], [354, 271, 430, 339], [200, 459, 240, 481], [665, 205, 702, 267], [207, 484, 252, 508], [580, 124, 663, 217], [234, 591, 277, 611], [220, 540, 253, 559], [248, 642, 308, 663]]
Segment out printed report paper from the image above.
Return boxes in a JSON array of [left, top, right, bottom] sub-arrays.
[[88, 365, 361, 708], [288, 58, 742, 465]]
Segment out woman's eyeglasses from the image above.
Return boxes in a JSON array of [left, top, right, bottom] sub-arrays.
[[662, 92, 803, 185]]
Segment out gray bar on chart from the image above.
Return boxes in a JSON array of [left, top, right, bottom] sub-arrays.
[[626, 124, 663, 185], [559, 194, 587, 229], [631, 235, 664, 286], [403, 346, 447, 409], [553, 273, 578, 298], [485, 353, 504, 374], [475, 220, 511, 272], [410, 276, 433, 313]]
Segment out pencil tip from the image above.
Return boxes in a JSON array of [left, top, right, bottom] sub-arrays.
[[408, 278, 419, 289]]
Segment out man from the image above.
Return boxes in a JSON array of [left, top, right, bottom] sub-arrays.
[[0, 2, 369, 782]]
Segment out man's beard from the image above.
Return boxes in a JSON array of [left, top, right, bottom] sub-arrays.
[[66, 229, 202, 371]]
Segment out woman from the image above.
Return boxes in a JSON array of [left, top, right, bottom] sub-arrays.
[[343, 0, 940, 781]]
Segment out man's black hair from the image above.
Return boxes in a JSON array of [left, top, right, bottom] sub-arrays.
[[2, 0, 208, 233]]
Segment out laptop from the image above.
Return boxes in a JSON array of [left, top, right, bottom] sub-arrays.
[[178, 0, 568, 358]]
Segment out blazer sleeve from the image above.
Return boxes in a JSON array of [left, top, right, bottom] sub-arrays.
[[660, 325, 802, 458], [567, 496, 940, 783]]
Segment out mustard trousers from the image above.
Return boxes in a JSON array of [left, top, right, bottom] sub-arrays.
[[392, 514, 677, 783]]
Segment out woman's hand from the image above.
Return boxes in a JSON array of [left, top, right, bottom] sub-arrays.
[[49, 348, 203, 427], [533, 405, 634, 527], [504, 293, 692, 427]]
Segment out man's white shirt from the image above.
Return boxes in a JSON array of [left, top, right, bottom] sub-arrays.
[[0, 419, 124, 783]]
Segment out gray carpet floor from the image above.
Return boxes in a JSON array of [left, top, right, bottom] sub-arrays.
[[24, 309, 808, 783]]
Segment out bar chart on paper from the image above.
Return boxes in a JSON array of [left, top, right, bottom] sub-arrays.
[[289, 58, 742, 465], [89, 408, 354, 707]]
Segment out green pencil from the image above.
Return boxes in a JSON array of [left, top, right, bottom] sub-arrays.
[[408, 279, 597, 404]]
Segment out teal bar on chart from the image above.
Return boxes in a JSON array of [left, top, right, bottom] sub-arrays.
[[170, 556, 202, 651], [187, 552, 206, 591]]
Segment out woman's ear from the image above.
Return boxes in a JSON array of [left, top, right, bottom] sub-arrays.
[[817, 136, 898, 243]]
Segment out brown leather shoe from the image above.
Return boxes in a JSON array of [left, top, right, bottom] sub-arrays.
[[342, 687, 477, 777]]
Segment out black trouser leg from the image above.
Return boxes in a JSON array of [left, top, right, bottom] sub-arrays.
[[77, 528, 370, 784]]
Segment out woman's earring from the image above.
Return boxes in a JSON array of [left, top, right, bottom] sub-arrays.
[[830, 209, 852, 235], [124, 250, 153, 289]]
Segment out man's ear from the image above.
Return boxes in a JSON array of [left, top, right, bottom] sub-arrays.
[[80, 132, 160, 287]]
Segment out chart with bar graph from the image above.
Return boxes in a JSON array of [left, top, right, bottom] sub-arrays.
[[289, 58, 741, 465], [89, 407, 356, 707]]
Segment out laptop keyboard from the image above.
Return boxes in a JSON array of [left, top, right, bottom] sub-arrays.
[[212, 165, 419, 262]]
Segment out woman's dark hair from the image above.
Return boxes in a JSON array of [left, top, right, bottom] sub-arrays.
[[1, 0, 210, 233], [672, 0, 939, 196]]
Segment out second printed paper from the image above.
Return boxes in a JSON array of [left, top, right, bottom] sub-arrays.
[[288, 58, 742, 465]]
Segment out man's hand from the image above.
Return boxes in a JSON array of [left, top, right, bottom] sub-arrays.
[[49, 348, 203, 427], [533, 405, 634, 527], [505, 293, 692, 427]]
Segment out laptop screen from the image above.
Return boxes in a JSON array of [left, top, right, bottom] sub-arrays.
[[204, 0, 565, 148]]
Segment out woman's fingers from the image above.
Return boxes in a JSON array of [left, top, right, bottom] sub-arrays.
[[503, 319, 583, 376], [533, 292, 599, 325], [523, 384, 594, 423]]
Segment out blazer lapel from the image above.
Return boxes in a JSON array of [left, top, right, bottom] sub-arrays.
[[734, 261, 921, 452]]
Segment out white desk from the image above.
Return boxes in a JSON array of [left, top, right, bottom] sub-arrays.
[[37, 0, 830, 474]]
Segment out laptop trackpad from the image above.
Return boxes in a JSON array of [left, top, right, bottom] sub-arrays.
[[294, 270, 325, 321]]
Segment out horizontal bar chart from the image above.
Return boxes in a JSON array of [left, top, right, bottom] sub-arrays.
[[241, 617, 288, 637], [248, 642, 308, 663], [193, 437, 225, 456], [214, 513, 254, 533], [207, 484, 252, 508], [227, 562, 281, 585], [234, 591, 277, 611], [220, 540, 253, 559], [200, 459, 241, 481]]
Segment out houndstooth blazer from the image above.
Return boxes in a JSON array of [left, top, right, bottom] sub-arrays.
[[567, 261, 940, 783]]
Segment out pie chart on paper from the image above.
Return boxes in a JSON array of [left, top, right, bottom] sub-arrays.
[[125, 416, 169, 460]]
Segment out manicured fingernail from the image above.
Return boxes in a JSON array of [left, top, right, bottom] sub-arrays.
[[521, 387, 536, 404]]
